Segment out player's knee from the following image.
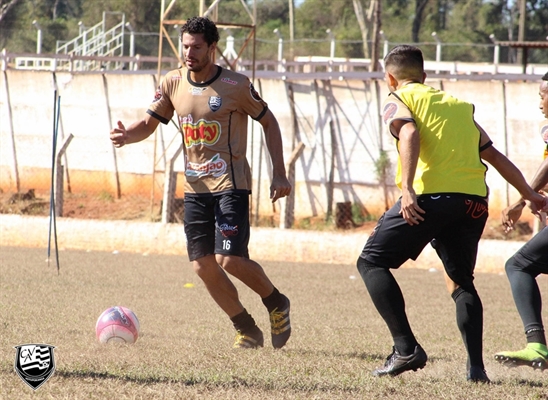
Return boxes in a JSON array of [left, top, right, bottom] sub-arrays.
[[504, 255, 519, 277], [217, 254, 242, 273], [450, 285, 478, 301], [357, 257, 380, 277]]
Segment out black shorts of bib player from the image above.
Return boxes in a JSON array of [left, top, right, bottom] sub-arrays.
[[356, 44, 546, 382]]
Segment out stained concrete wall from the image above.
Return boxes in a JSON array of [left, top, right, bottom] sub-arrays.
[[0, 70, 544, 219]]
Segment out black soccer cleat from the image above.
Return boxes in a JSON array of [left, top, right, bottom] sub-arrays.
[[466, 366, 491, 383], [372, 345, 428, 377]]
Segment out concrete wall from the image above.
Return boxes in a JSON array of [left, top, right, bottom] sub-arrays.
[[0, 70, 544, 220]]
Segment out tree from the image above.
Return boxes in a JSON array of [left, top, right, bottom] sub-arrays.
[[412, 0, 429, 43], [0, 0, 22, 23]]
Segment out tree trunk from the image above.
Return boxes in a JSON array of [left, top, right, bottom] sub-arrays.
[[412, 0, 429, 43], [369, 0, 381, 72], [352, 0, 370, 58]]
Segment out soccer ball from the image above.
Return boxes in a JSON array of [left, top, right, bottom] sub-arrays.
[[95, 306, 140, 344]]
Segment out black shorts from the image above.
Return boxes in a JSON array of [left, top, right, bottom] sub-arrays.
[[509, 226, 548, 275], [359, 193, 488, 290], [183, 192, 250, 261]]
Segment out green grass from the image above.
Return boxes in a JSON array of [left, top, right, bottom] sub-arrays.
[[0, 246, 546, 399]]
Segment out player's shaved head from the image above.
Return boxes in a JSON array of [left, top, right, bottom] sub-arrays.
[[384, 45, 424, 82]]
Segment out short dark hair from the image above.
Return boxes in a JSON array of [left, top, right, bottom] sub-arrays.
[[384, 45, 424, 81], [180, 16, 219, 46], [543, 72, 548, 81]]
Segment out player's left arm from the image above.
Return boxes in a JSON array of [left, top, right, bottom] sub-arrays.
[[476, 122, 546, 214], [259, 109, 292, 202]]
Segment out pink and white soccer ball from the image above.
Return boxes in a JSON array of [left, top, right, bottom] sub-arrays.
[[95, 306, 140, 344]]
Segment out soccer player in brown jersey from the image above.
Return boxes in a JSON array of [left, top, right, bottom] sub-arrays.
[[110, 16, 291, 350], [355, 45, 546, 382]]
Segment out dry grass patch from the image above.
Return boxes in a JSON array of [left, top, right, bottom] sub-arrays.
[[0, 246, 547, 399]]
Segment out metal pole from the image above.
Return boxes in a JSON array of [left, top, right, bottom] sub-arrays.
[[32, 20, 42, 54], [273, 29, 284, 72], [379, 30, 388, 58], [326, 29, 335, 59], [489, 34, 499, 73], [126, 22, 135, 70], [432, 32, 442, 62]]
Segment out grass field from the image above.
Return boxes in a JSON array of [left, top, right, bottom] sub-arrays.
[[0, 246, 547, 399]]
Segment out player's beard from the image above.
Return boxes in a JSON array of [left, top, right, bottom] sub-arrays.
[[185, 53, 210, 73]]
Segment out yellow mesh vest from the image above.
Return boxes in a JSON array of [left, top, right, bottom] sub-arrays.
[[394, 83, 488, 197]]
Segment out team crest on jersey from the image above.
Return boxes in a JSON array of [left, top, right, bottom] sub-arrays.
[[14, 344, 56, 391], [249, 83, 263, 102], [221, 77, 238, 85], [189, 86, 207, 95], [186, 153, 227, 178], [382, 102, 398, 124], [208, 96, 222, 111], [152, 87, 162, 103]]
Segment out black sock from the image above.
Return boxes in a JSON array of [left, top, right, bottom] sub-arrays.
[[526, 329, 547, 345], [230, 309, 257, 333], [452, 287, 484, 369], [357, 258, 417, 355], [262, 287, 284, 312], [506, 257, 546, 345]]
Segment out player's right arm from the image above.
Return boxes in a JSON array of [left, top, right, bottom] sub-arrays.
[[392, 119, 425, 225], [110, 113, 160, 148]]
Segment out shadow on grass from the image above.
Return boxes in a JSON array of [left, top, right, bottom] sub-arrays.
[[51, 368, 366, 394], [54, 369, 205, 386], [288, 348, 447, 363]]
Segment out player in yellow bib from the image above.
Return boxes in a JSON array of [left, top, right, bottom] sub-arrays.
[[110, 17, 291, 350], [356, 45, 546, 382]]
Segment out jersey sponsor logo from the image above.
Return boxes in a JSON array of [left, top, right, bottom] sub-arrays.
[[218, 223, 239, 237], [152, 87, 162, 103], [185, 153, 227, 178], [249, 83, 263, 102], [189, 86, 207, 95], [382, 102, 398, 124], [180, 114, 221, 147], [221, 77, 238, 85], [208, 96, 222, 112], [171, 75, 182, 80]]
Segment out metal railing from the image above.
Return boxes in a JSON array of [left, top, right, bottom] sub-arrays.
[[1, 49, 545, 81]]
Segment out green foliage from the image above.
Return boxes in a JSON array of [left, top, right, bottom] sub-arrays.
[[374, 149, 390, 182], [0, 0, 546, 63]]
